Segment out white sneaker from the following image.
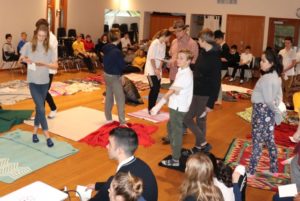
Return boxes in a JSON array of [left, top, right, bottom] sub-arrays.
[[240, 79, 244, 84], [48, 110, 57, 119], [229, 78, 234, 82]]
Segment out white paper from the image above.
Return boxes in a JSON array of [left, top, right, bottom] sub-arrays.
[[28, 63, 36, 71], [234, 165, 246, 175], [76, 185, 92, 201], [279, 183, 298, 198]]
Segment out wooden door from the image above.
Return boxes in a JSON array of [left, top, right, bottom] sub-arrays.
[[226, 14, 265, 57], [59, 0, 68, 28], [149, 14, 185, 39], [47, 0, 55, 33], [268, 18, 300, 52]]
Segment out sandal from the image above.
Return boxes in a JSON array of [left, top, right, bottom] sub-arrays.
[[161, 159, 179, 167]]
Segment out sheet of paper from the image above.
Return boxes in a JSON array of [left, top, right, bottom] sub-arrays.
[[28, 63, 36, 71], [279, 183, 298, 198], [76, 185, 92, 201]]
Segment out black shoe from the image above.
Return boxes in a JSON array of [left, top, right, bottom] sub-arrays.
[[200, 143, 212, 153], [161, 136, 170, 145], [182, 146, 201, 156]]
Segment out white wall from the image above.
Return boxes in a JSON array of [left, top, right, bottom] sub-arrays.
[[1, 0, 300, 63], [0, 0, 47, 64]]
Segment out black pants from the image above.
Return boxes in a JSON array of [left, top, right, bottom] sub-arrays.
[[148, 75, 161, 111], [231, 64, 249, 80], [45, 74, 57, 111], [78, 53, 94, 72], [123, 65, 141, 74]]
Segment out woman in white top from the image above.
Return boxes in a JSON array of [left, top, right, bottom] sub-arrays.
[[144, 29, 172, 112]]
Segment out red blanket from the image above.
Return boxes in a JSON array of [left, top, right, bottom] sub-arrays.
[[246, 123, 297, 147], [80, 121, 157, 147]]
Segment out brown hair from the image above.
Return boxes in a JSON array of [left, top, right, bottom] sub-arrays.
[[108, 28, 121, 43], [31, 24, 50, 52], [35, 18, 49, 28], [198, 28, 215, 44], [111, 172, 143, 201], [180, 153, 224, 201], [152, 29, 172, 40], [178, 49, 193, 61]]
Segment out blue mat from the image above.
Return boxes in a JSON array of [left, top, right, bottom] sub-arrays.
[[0, 129, 78, 183]]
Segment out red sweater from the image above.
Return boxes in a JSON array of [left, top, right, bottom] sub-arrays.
[[84, 40, 95, 52]]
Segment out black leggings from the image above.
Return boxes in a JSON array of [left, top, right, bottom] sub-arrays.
[[45, 74, 57, 111], [148, 75, 161, 111]]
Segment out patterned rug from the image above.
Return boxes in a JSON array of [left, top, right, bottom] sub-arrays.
[[224, 138, 293, 191], [236, 107, 252, 123], [0, 129, 78, 183]]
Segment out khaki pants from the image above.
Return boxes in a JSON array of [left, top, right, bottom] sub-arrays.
[[282, 75, 294, 103]]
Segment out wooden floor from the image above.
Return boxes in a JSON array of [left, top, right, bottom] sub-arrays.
[[0, 69, 273, 200]]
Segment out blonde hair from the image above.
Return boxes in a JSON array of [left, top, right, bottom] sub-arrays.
[[180, 153, 224, 201], [111, 172, 143, 201], [198, 28, 215, 44], [135, 49, 145, 57], [178, 49, 193, 61], [31, 24, 50, 52]]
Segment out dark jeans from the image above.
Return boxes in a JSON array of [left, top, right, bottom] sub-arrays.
[[29, 83, 49, 131], [45, 74, 57, 111], [78, 53, 94, 72], [231, 64, 249, 80], [148, 75, 161, 111]]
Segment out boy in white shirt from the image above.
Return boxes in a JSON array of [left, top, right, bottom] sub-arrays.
[[229, 45, 253, 84], [279, 37, 296, 105], [151, 49, 194, 167]]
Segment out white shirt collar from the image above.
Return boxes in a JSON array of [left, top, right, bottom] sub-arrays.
[[116, 156, 135, 172]]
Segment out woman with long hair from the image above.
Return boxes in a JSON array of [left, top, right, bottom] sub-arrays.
[[144, 29, 172, 113], [19, 24, 58, 147], [248, 49, 284, 176], [180, 153, 224, 201], [108, 172, 143, 201]]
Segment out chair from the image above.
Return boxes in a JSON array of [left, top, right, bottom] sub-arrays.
[[120, 24, 128, 34], [1, 48, 17, 70], [104, 24, 109, 33], [57, 27, 66, 39], [112, 23, 120, 29], [68, 29, 77, 38], [228, 56, 256, 81]]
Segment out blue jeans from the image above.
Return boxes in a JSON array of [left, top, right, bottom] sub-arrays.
[[29, 83, 49, 131]]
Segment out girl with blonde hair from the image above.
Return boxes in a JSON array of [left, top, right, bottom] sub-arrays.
[[108, 172, 144, 201], [180, 153, 224, 201]]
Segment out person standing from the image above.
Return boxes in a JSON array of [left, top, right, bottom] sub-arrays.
[[214, 30, 230, 105], [144, 29, 172, 112], [183, 29, 221, 155], [102, 28, 126, 125], [168, 19, 199, 84], [150, 49, 194, 167], [248, 49, 284, 176], [19, 24, 57, 147], [279, 36, 296, 106], [35, 18, 58, 118]]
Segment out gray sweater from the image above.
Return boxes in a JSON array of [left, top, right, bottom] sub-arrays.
[[251, 71, 283, 124], [21, 42, 55, 85]]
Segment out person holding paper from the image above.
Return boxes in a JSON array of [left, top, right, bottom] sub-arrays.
[[248, 49, 284, 176], [150, 49, 193, 167], [19, 24, 58, 147], [144, 29, 172, 113], [86, 127, 158, 201]]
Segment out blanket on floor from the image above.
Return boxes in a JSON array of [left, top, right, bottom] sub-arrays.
[[0, 129, 78, 183], [224, 138, 293, 191], [0, 110, 33, 133], [80, 121, 157, 147]]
